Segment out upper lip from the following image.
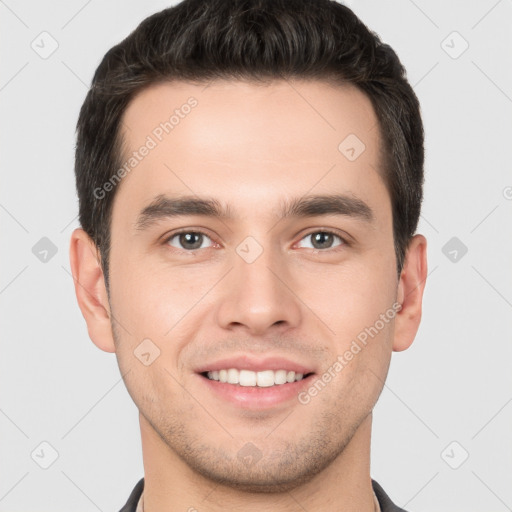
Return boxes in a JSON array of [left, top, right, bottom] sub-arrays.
[[195, 355, 316, 375]]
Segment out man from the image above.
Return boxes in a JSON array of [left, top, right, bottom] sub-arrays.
[[69, 0, 427, 510]]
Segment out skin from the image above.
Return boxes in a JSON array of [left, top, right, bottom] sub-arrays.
[[70, 79, 427, 511]]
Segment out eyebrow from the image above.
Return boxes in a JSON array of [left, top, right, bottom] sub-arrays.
[[135, 193, 374, 231]]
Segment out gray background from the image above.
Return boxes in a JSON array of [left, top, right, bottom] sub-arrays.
[[1, 0, 511, 510]]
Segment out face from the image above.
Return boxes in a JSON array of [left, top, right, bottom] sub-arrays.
[[106, 79, 399, 490]]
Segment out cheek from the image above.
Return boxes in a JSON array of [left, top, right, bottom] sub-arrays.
[[298, 252, 397, 398], [294, 252, 397, 342], [109, 251, 181, 334], [108, 268, 187, 410], [109, 255, 212, 371]]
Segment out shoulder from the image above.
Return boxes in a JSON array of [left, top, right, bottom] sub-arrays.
[[118, 478, 144, 512], [372, 479, 409, 512]]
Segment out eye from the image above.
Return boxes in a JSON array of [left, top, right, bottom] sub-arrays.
[[165, 231, 214, 251], [296, 231, 346, 250]]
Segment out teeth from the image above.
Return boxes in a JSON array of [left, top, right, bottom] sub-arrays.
[[227, 368, 239, 384], [206, 368, 307, 387], [274, 369, 287, 385], [239, 369, 256, 387], [257, 370, 274, 387]]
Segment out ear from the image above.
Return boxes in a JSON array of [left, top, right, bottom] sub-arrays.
[[393, 234, 428, 352], [69, 228, 115, 353]]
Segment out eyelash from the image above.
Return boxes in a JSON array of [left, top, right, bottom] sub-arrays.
[[162, 229, 350, 253]]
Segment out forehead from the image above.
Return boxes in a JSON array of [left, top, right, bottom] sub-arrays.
[[120, 78, 380, 158], [114, 78, 388, 225]]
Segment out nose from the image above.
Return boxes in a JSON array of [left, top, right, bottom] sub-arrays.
[[215, 242, 302, 336]]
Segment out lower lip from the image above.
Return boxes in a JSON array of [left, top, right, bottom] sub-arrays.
[[198, 374, 313, 409]]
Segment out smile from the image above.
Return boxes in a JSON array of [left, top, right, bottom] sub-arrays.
[[205, 369, 308, 387]]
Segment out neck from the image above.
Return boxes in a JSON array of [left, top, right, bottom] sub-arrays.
[[139, 412, 376, 512]]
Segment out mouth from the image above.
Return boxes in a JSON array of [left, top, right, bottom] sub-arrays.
[[201, 368, 313, 387], [195, 357, 316, 409]]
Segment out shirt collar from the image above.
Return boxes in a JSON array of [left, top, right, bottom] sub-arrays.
[[135, 489, 381, 511]]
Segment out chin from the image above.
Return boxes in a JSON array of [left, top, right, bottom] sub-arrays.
[[176, 436, 345, 494]]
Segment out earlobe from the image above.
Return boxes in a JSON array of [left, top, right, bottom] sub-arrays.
[[393, 234, 428, 352], [69, 228, 116, 353]]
